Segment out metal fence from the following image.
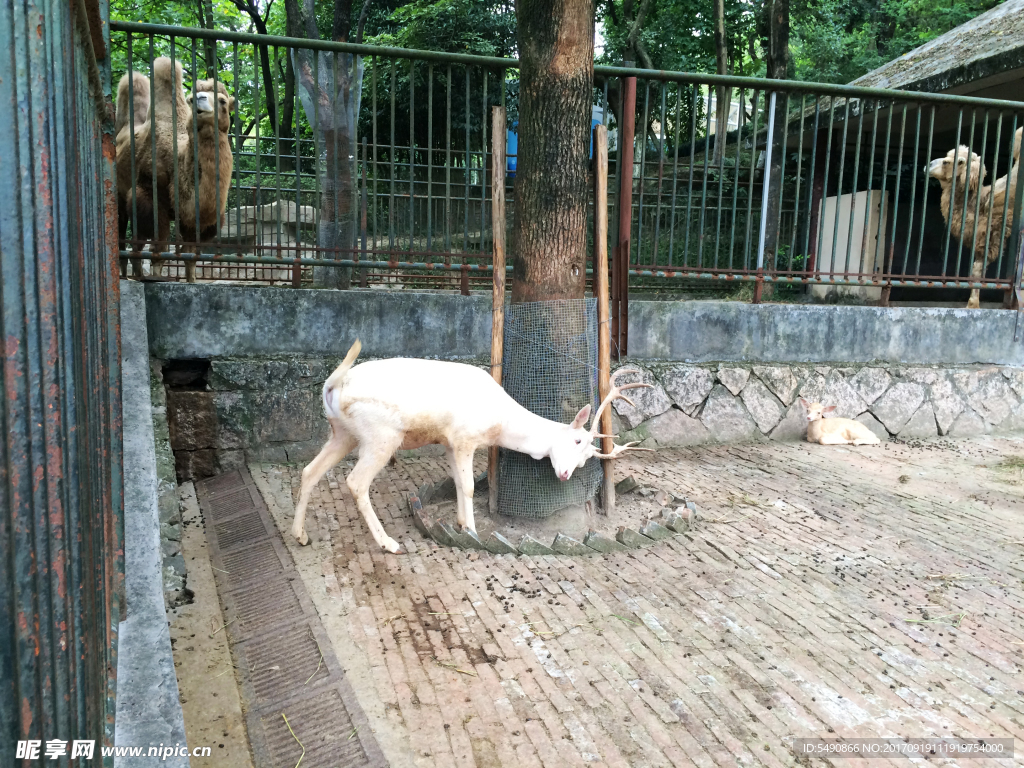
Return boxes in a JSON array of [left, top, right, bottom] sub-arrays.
[[2, 0, 124, 758], [108, 22, 1024, 311]]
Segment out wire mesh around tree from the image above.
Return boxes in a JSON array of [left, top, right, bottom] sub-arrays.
[[496, 299, 602, 518]]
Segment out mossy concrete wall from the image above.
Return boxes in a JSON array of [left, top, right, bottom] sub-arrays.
[[145, 283, 1024, 365], [143, 284, 1024, 475]]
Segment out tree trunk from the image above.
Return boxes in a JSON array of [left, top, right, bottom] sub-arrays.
[[712, 0, 730, 165], [760, 0, 789, 298], [198, 0, 217, 75], [511, 0, 595, 303]]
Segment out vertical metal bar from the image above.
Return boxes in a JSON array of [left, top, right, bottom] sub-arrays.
[[148, 36, 158, 267], [614, 73, 636, 358], [952, 109, 978, 280], [994, 115, 1019, 277], [445, 65, 452, 256], [293, 46, 305, 289], [232, 42, 240, 255], [773, 93, 789, 272], [370, 56, 376, 260], [594, 124, 613, 512], [635, 82, 650, 265], [405, 60, 409, 252], [488, 105, 506, 516], [126, 35, 137, 268], [913, 106, 936, 276], [742, 91, 762, 270], [697, 85, 713, 268], [827, 97, 851, 276], [713, 85, 729, 267], [803, 98, 823, 268], [427, 63, 433, 252], [982, 114, 1004, 280], [651, 84, 667, 264], [940, 108, 965, 276], [968, 110, 990, 276], [684, 84, 698, 264], [464, 66, 470, 253], [667, 82, 683, 266], [789, 94, 807, 270], [728, 88, 745, 269], [253, 41, 262, 253], [386, 60, 395, 250], [859, 99, 883, 281], [481, 71, 488, 258], [843, 98, 867, 277], [755, 91, 777, 271], [881, 102, 905, 283]]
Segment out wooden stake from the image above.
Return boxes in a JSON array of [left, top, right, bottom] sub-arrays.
[[489, 105, 507, 517], [595, 124, 614, 514]]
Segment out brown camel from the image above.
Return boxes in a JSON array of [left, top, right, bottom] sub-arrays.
[[927, 127, 1023, 308], [176, 77, 235, 282], [115, 60, 235, 281], [115, 57, 191, 278]]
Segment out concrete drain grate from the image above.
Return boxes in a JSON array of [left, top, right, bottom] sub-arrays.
[[196, 467, 387, 768]]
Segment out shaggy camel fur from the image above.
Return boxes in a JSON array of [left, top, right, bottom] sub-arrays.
[[114, 71, 150, 143], [928, 126, 1023, 308], [115, 60, 235, 281], [176, 77, 235, 282], [116, 57, 191, 278]]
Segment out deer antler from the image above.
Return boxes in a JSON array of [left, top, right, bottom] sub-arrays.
[[589, 369, 655, 459]]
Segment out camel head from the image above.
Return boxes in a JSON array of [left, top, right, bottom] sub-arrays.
[[926, 145, 986, 192], [189, 79, 235, 133]]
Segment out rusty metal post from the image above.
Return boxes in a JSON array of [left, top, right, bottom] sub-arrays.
[[594, 125, 614, 513], [613, 71, 636, 359], [488, 106, 507, 516]]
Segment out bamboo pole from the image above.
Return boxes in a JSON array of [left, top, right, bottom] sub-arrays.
[[595, 124, 614, 513], [488, 105, 506, 516]]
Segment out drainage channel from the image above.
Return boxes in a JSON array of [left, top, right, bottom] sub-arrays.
[[195, 468, 388, 768]]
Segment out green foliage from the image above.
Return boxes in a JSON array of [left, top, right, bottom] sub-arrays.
[[368, 0, 515, 57], [790, 0, 1005, 83]]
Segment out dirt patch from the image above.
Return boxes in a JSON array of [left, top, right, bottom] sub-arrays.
[[168, 482, 253, 767]]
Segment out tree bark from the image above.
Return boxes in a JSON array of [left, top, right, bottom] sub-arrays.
[[197, 0, 217, 75], [511, 0, 595, 303], [712, 0, 731, 165]]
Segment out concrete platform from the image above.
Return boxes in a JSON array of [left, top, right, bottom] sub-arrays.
[[245, 436, 1024, 767]]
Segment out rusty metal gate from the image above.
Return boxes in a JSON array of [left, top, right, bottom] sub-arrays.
[[0, 0, 124, 760]]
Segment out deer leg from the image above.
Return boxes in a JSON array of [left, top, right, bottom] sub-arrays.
[[292, 427, 356, 546], [346, 435, 404, 554], [447, 445, 477, 532]]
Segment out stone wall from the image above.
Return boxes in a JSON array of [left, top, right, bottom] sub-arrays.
[[610, 361, 1024, 447]]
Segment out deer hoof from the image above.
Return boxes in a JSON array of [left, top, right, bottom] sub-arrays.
[[294, 529, 309, 546], [381, 537, 402, 554]]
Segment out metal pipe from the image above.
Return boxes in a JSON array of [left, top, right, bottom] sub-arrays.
[[755, 91, 777, 272]]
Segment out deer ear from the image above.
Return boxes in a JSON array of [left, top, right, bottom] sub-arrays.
[[823, 405, 837, 414], [799, 397, 809, 408], [571, 404, 592, 429]]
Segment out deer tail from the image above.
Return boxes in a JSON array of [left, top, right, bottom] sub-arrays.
[[323, 339, 361, 418]]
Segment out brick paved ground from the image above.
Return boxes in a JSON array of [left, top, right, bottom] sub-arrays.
[[251, 436, 1024, 767]]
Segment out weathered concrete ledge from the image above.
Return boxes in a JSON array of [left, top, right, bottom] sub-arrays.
[[116, 281, 189, 766], [628, 301, 1024, 365], [146, 283, 1024, 365], [145, 283, 491, 360]]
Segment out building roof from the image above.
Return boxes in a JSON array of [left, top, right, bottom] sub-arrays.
[[851, 0, 1024, 99]]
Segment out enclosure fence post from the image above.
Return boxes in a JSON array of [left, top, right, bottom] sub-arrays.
[[754, 91, 778, 305], [614, 71, 636, 358], [595, 125, 614, 513], [489, 105, 507, 515]]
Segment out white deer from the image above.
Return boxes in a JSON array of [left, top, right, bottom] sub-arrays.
[[291, 341, 650, 553]]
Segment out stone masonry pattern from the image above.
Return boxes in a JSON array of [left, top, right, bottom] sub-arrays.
[[612, 363, 1024, 448]]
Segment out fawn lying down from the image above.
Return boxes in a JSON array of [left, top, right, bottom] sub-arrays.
[[801, 398, 881, 445]]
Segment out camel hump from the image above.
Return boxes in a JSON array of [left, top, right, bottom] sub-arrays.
[[115, 71, 150, 141]]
